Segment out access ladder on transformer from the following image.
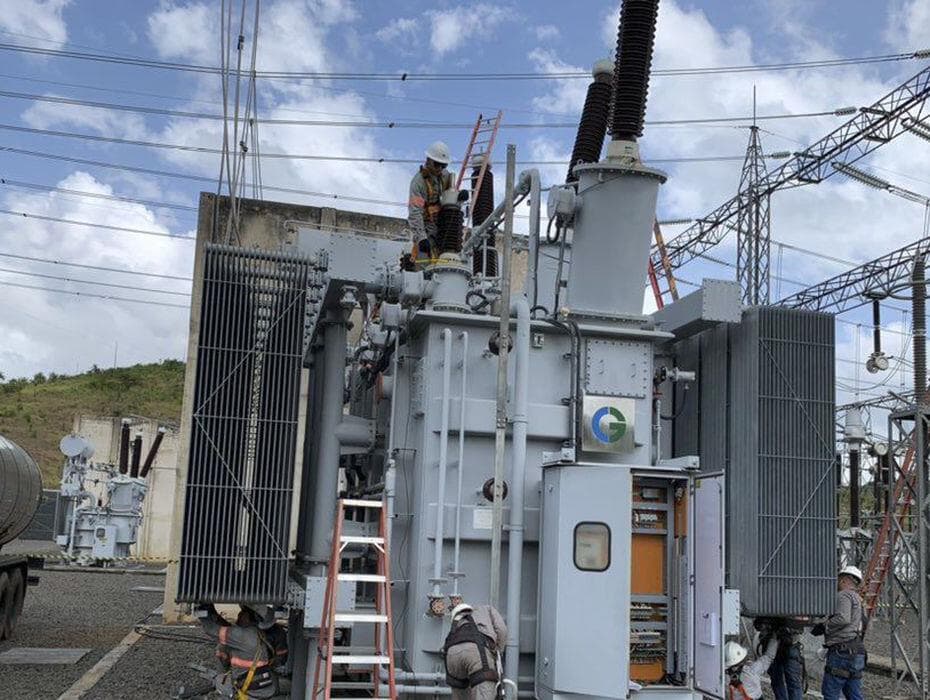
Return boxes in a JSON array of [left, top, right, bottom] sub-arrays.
[[861, 442, 919, 623], [456, 111, 503, 221], [312, 498, 397, 700], [647, 220, 679, 309]]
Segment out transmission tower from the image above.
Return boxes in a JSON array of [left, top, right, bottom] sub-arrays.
[[736, 94, 771, 305]]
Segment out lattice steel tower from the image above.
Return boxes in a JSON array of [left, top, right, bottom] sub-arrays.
[[736, 102, 771, 305]]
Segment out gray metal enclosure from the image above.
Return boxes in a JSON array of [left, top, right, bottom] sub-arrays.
[[178, 245, 312, 604], [671, 306, 836, 616]]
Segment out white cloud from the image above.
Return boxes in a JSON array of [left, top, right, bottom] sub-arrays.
[[426, 4, 514, 56], [0, 0, 69, 44], [533, 24, 560, 42], [22, 98, 150, 140], [885, 0, 930, 51], [146, 1, 216, 65], [0, 172, 192, 379], [376, 17, 417, 45]]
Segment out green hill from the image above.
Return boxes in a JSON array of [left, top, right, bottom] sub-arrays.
[[0, 360, 185, 485]]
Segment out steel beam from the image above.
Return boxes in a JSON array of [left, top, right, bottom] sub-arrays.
[[651, 65, 930, 278]]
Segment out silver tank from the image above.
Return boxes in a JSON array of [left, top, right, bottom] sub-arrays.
[[0, 435, 43, 548]]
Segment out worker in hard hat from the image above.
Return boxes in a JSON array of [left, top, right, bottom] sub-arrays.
[[724, 636, 779, 699], [443, 602, 507, 700], [811, 565, 866, 700], [408, 141, 454, 261], [195, 603, 285, 698], [753, 618, 804, 700]]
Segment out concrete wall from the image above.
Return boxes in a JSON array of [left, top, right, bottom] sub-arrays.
[[70, 415, 180, 560]]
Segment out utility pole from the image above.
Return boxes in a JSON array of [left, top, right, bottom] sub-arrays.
[[113, 341, 118, 369], [736, 87, 771, 306]]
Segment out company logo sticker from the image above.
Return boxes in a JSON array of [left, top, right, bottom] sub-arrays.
[[591, 406, 627, 443]]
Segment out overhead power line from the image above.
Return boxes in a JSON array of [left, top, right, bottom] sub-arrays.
[[0, 123, 754, 165], [0, 42, 926, 80], [0, 177, 197, 212], [0, 208, 194, 241], [0, 251, 192, 281], [0, 279, 189, 309], [0, 265, 189, 296], [0, 89, 850, 128]]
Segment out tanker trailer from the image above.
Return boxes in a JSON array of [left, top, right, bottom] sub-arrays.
[[0, 434, 42, 639]]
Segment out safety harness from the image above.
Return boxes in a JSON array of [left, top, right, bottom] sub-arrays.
[[443, 615, 500, 689], [420, 167, 450, 224]]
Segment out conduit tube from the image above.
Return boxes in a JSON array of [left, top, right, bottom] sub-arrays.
[[308, 308, 350, 569], [504, 296, 530, 692], [452, 331, 469, 594], [432, 328, 454, 598]]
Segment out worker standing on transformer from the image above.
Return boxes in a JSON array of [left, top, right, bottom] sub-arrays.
[[724, 637, 779, 699], [443, 602, 508, 700], [812, 566, 866, 700], [408, 141, 454, 260], [195, 603, 283, 698]]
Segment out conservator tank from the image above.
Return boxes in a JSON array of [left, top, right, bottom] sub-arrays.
[[0, 434, 43, 548]]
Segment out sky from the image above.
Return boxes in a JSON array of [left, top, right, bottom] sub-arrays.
[[1, 0, 930, 422]]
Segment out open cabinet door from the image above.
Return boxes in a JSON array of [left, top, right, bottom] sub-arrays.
[[691, 473, 725, 698]]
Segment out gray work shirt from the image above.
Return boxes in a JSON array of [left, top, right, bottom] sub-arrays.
[[824, 588, 863, 647], [466, 604, 508, 649], [407, 167, 452, 245]]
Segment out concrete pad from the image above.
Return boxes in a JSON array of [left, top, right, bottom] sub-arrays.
[[0, 647, 91, 664]]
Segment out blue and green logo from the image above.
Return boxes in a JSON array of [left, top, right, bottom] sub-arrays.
[[591, 406, 627, 443]]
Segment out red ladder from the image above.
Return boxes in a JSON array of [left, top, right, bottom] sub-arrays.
[[861, 443, 919, 622], [456, 111, 502, 220], [312, 498, 397, 700], [647, 220, 679, 309]]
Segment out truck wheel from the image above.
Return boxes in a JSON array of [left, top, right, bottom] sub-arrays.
[[0, 572, 10, 641], [6, 569, 24, 638]]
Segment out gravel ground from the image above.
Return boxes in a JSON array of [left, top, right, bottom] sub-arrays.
[[0, 561, 166, 700]]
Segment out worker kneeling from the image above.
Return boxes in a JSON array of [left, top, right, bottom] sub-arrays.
[[443, 603, 508, 700], [724, 637, 778, 700], [197, 603, 288, 698]]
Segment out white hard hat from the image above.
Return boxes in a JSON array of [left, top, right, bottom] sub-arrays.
[[724, 641, 748, 669], [449, 603, 473, 621], [839, 565, 863, 583], [426, 141, 452, 165]]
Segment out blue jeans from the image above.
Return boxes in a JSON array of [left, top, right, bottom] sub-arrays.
[[769, 643, 804, 700], [821, 648, 865, 700]]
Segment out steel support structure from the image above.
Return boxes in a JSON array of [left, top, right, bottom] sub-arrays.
[[777, 237, 930, 312], [886, 407, 930, 697], [736, 126, 771, 305], [650, 64, 930, 280]]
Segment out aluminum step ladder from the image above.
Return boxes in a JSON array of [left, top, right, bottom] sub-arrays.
[[647, 220, 679, 309], [456, 111, 503, 221], [312, 498, 397, 700]]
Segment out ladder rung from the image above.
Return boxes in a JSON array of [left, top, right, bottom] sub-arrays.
[[341, 536, 385, 545], [330, 654, 390, 665], [338, 573, 387, 583], [342, 499, 383, 508], [335, 612, 389, 623]]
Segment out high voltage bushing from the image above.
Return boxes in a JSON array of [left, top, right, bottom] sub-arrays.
[[471, 164, 498, 276], [566, 60, 613, 183], [436, 204, 465, 255], [611, 0, 661, 141]]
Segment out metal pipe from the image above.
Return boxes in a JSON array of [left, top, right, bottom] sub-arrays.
[[463, 169, 533, 255], [139, 427, 165, 478], [307, 307, 350, 569], [118, 418, 130, 474], [524, 169, 541, 302], [432, 327, 454, 598], [385, 332, 401, 550], [489, 145, 516, 607], [452, 330, 469, 595], [504, 295, 530, 692]]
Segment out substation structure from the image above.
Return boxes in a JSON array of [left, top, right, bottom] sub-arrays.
[[168, 3, 843, 699]]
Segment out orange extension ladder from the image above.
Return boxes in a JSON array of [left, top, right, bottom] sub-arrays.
[[647, 220, 679, 309], [312, 498, 397, 699], [456, 111, 503, 220]]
